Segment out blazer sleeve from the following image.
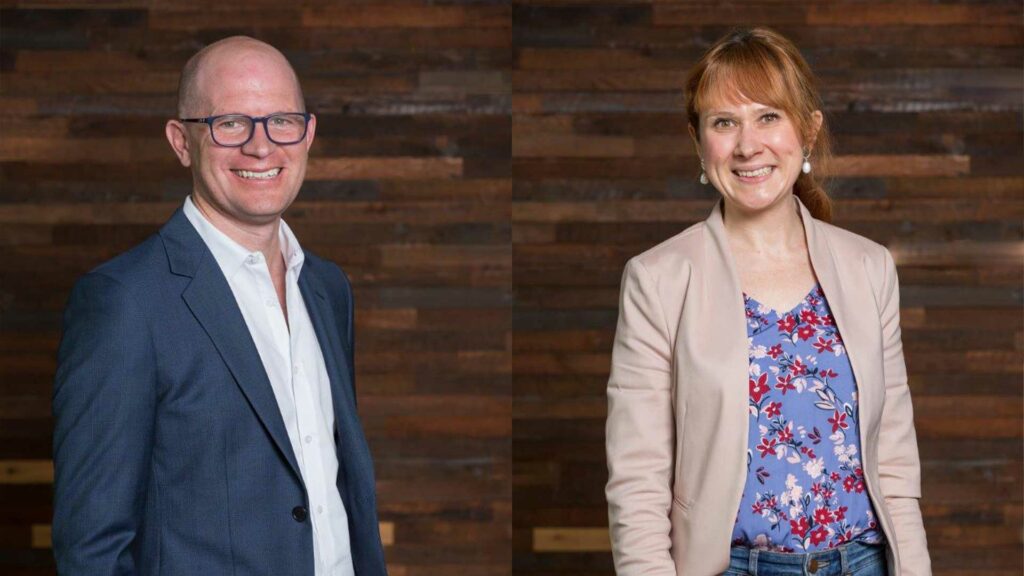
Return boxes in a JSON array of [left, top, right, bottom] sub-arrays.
[[876, 249, 932, 575], [606, 258, 676, 575], [52, 272, 157, 576]]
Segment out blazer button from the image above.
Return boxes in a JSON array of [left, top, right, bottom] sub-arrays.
[[292, 506, 308, 522]]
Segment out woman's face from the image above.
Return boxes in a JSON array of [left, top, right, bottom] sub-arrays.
[[692, 95, 820, 216]]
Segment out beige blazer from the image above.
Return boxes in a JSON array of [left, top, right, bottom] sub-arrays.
[[606, 198, 931, 576]]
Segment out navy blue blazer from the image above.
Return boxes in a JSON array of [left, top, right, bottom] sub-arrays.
[[52, 208, 387, 575]]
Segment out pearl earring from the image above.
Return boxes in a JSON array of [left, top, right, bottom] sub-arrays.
[[801, 149, 812, 174], [699, 159, 709, 185]]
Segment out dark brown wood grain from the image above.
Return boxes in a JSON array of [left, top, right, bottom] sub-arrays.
[[1, 1, 1021, 574], [509, 1, 1022, 574], [0, 3, 513, 574]]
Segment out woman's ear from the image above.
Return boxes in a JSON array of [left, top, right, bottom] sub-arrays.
[[806, 110, 823, 149], [687, 123, 700, 157]]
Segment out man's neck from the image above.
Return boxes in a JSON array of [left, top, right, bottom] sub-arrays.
[[191, 194, 283, 265]]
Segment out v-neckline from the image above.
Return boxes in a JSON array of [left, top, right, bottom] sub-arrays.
[[743, 283, 820, 319]]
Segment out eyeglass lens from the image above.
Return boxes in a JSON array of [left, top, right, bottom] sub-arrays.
[[211, 114, 307, 146]]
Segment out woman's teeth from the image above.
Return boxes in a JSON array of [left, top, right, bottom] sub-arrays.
[[735, 167, 772, 178], [233, 168, 281, 179]]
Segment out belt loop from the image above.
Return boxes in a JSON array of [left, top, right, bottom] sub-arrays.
[[839, 542, 851, 575], [747, 548, 758, 575]]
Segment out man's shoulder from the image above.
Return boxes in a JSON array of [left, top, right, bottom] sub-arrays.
[[83, 232, 169, 290]]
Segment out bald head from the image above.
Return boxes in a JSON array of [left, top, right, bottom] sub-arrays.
[[176, 36, 305, 117]]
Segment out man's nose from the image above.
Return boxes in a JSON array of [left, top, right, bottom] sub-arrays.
[[241, 121, 276, 157]]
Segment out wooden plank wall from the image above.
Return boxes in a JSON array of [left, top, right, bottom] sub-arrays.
[[0, 2, 512, 575], [510, 2, 1023, 576], [0, 1, 1022, 575]]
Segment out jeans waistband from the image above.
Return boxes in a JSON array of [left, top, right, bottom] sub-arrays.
[[728, 540, 886, 575]]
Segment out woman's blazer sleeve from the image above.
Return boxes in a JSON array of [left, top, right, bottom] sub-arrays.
[[876, 248, 932, 575], [606, 258, 676, 575]]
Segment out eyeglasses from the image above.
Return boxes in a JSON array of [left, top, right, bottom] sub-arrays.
[[179, 112, 312, 147]]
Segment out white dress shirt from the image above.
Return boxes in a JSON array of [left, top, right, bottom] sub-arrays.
[[184, 196, 355, 576]]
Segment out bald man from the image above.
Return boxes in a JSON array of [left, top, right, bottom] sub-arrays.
[[52, 37, 388, 575]]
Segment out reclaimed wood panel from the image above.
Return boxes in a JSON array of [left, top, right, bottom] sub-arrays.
[[0, 3, 512, 575], [510, 1, 1023, 574]]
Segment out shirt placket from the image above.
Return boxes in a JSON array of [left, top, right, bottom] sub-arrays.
[[286, 269, 337, 575]]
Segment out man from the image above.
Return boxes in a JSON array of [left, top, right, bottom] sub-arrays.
[[52, 37, 387, 575]]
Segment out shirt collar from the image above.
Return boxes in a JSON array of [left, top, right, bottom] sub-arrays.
[[182, 195, 304, 279]]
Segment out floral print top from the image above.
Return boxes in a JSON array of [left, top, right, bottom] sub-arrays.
[[731, 284, 883, 551]]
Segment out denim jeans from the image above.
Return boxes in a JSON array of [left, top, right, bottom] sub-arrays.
[[721, 540, 888, 576]]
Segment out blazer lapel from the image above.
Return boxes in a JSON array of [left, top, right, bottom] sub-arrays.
[[700, 197, 877, 433], [161, 210, 304, 483], [798, 200, 876, 427], [297, 265, 356, 450]]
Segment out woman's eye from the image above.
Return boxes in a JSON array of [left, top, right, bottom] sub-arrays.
[[713, 118, 734, 128], [761, 112, 780, 122]]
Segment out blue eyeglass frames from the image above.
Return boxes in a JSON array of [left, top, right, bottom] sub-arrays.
[[179, 112, 312, 147]]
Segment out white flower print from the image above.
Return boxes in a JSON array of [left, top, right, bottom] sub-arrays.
[[803, 457, 825, 479]]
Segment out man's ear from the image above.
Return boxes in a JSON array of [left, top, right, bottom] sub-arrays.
[[165, 120, 192, 168], [304, 113, 317, 152]]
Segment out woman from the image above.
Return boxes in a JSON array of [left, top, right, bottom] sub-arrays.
[[605, 28, 931, 576]]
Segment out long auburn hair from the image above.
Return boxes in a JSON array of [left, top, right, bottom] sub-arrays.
[[685, 27, 833, 222]]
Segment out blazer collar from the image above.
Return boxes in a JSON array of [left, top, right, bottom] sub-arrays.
[[704, 195, 875, 418], [159, 208, 305, 483]]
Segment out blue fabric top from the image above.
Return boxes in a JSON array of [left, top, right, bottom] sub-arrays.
[[731, 284, 884, 551]]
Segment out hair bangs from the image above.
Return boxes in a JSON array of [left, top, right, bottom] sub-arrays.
[[693, 47, 795, 118]]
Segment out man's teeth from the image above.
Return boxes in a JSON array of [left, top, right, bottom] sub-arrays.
[[736, 167, 772, 178], [234, 168, 281, 179]]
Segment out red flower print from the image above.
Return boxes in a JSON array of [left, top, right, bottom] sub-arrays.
[[777, 314, 797, 333], [830, 471, 841, 482], [820, 368, 839, 379], [757, 437, 778, 458], [800, 309, 819, 326], [767, 344, 784, 359], [749, 373, 769, 404], [834, 505, 848, 522], [790, 517, 810, 539], [764, 401, 782, 418], [796, 325, 816, 341], [752, 501, 765, 514], [791, 358, 808, 376], [843, 475, 856, 493], [855, 479, 865, 493], [746, 308, 755, 318], [828, 410, 848, 433], [810, 482, 824, 497], [812, 337, 834, 353], [820, 314, 834, 326], [814, 507, 834, 525], [777, 423, 794, 443], [775, 374, 796, 395], [810, 525, 829, 546]]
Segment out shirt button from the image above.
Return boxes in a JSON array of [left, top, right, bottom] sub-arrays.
[[305, 435, 312, 444], [293, 364, 301, 375], [317, 505, 323, 515], [265, 298, 276, 307], [246, 254, 259, 265]]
